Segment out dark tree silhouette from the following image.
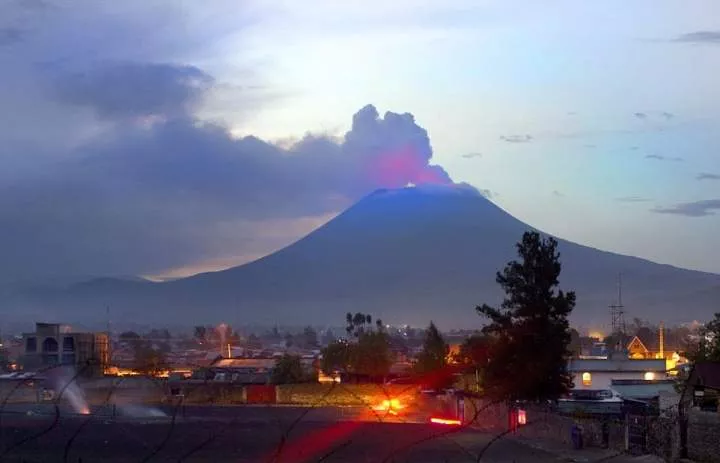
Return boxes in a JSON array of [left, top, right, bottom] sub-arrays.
[[351, 331, 391, 379], [414, 322, 449, 374], [272, 354, 309, 384], [477, 231, 575, 401], [455, 333, 492, 368], [320, 340, 351, 375], [132, 341, 168, 375], [329, 313, 390, 380], [346, 312, 383, 338], [568, 328, 582, 358], [687, 313, 720, 362], [414, 322, 453, 391], [193, 326, 207, 343], [301, 326, 319, 349]]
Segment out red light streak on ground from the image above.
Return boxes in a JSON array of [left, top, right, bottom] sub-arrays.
[[261, 419, 362, 461]]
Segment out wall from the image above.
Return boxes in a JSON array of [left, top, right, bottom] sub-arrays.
[[687, 410, 720, 463], [462, 397, 508, 432], [571, 371, 665, 390], [84, 381, 424, 407], [275, 383, 419, 407], [462, 399, 626, 453], [3, 379, 424, 407], [647, 414, 680, 462], [0, 380, 39, 403], [515, 406, 626, 452]]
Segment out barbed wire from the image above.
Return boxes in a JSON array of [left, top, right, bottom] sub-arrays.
[[0, 354, 687, 463], [0, 360, 93, 458], [265, 380, 340, 463], [63, 375, 126, 463]]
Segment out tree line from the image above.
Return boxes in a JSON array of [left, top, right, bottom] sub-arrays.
[[312, 231, 578, 402]]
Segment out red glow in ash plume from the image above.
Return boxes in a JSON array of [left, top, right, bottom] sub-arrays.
[[368, 145, 451, 188]]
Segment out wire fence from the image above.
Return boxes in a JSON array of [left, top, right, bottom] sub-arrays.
[[0, 358, 686, 462]]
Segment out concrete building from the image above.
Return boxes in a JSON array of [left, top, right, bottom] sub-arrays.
[[21, 323, 109, 376], [568, 358, 667, 391]]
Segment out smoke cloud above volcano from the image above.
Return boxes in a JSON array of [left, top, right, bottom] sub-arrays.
[[1, 69, 453, 281], [0, 0, 456, 282]]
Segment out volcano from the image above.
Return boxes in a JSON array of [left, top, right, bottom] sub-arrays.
[[9, 185, 720, 328]]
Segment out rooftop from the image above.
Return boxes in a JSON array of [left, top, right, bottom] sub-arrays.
[[687, 361, 720, 390], [610, 379, 677, 400], [568, 358, 667, 373]]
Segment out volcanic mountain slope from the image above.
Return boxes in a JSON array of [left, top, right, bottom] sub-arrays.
[[10, 185, 720, 328]]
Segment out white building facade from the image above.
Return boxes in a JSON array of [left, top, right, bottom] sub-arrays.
[[567, 358, 667, 391]]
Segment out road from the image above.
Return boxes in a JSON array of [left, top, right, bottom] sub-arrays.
[[0, 405, 561, 462]]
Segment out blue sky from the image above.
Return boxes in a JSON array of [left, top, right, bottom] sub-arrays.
[[0, 0, 718, 281], [232, 0, 720, 273]]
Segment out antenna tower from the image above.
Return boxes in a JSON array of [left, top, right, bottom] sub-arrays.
[[609, 273, 626, 336]]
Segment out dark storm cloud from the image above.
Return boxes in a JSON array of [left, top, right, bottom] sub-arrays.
[[500, 134, 533, 143], [0, 0, 460, 282], [675, 31, 720, 44], [645, 154, 683, 162], [0, 102, 454, 280], [653, 200, 720, 217], [54, 63, 214, 119], [697, 172, 720, 181]]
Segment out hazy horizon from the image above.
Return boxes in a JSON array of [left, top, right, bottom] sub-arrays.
[[2, 0, 719, 285]]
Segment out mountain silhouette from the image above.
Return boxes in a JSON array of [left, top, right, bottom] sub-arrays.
[[8, 185, 719, 329]]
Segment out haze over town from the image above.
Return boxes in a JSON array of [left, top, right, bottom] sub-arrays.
[[3, 3, 720, 463], [2, 0, 719, 287]]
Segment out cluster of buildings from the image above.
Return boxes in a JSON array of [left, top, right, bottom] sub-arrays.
[[3, 320, 718, 416], [560, 324, 695, 415], [1, 321, 430, 385]]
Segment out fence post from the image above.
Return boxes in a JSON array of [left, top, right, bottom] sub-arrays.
[[623, 415, 628, 451]]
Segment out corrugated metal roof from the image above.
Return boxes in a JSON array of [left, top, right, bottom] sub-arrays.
[[611, 382, 676, 399], [568, 358, 666, 372]]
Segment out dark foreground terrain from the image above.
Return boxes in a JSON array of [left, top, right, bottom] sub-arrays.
[[0, 405, 557, 462]]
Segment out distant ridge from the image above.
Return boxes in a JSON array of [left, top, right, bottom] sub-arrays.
[[6, 185, 719, 328]]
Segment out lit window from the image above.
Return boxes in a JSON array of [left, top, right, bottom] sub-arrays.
[[518, 409, 527, 425], [582, 372, 592, 386], [644, 372, 656, 381]]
